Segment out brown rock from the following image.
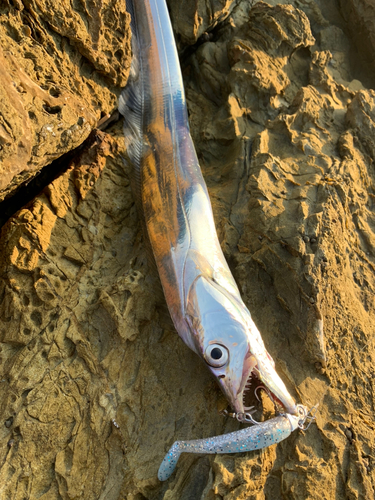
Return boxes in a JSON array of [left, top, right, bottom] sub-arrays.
[[1, 1, 375, 499], [167, 0, 237, 45], [0, 0, 131, 202], [339, 0, 375, 82]]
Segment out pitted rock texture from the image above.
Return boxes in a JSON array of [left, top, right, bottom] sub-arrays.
[[0, 124, 229, 499], [0, 0, 131, 202], [182, 1, 375, 498], [1, 1, 375, 500]]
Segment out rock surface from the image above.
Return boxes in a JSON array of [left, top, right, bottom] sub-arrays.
[[1, 1, 375, 499], [167, 0, 237, 45], [339, 0, 375, 83], [0, 0, 131, 202]]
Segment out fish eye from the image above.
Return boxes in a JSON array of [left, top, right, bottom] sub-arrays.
[[204, 344, 229, 368]]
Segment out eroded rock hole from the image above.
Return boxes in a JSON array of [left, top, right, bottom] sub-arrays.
[[43, 104, 62, 115]]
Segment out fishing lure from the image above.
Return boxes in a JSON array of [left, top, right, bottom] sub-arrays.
[[158, 405, 309, 481], [119, 0, 298, 427]]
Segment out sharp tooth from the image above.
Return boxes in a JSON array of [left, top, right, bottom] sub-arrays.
[[244, 405, 255, 411]]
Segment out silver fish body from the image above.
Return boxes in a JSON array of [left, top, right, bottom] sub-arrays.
[[119, 0, 297, 416], [158, 405, 307, 481]]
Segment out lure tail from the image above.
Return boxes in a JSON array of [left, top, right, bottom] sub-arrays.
[[158, 442, 182, 481], [158, 407, 308, 481]]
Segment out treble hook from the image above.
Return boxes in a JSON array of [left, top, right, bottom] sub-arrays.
[[297, 403, 319, 430]]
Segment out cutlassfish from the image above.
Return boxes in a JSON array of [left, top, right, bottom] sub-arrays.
[[119, 0, 305, 476]]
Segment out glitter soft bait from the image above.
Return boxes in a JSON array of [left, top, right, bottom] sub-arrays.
[[158, 405, 309, 481]]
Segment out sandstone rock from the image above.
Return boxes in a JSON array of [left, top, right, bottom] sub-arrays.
[[0, 0, 131, 202], [167, 0, 237, 45], [339, 0, 375, 82], [1, 1, 375, 499]]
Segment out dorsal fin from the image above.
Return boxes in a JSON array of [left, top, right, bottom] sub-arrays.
[[119, 0, 146, 233], [118, 0, 144, 174]]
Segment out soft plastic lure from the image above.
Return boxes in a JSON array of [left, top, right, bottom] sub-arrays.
[[158, 405, 309, 481]]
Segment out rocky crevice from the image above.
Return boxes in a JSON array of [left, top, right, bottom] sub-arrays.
[[1, 1, 375, 499]]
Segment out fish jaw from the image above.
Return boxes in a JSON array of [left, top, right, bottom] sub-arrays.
[[185, 273, 297, 416], [215, 346, 297, 417], [235, 309, 298, 416], [254, 356, 297, 415], [217, 351, 258, 415]]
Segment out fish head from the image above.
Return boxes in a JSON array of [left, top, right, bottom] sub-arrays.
[[186, 275, 297, 416]]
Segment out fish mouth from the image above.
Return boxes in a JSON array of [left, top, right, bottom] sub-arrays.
[[234, 361, 297, 417], [241, 368, 278, 414]]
